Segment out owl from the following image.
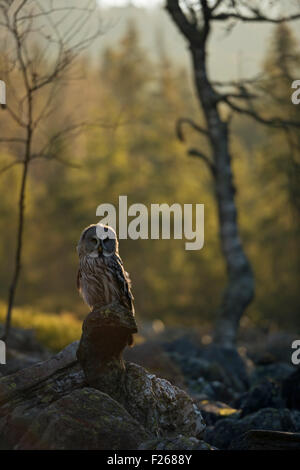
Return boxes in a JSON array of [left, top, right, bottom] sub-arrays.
[[77, 224, 135, 344]]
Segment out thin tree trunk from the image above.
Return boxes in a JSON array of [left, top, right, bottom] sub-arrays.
[[191, 48, 254, 347], [2, 130, 31, 341]]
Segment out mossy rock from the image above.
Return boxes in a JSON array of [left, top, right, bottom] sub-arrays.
[[0, 342, 205, 450]]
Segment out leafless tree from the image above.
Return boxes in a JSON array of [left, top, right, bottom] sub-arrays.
[[0, 0, 102, 340], [166, 0, 300, 347]]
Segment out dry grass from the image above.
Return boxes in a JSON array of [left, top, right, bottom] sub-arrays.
[[0, 302, 82, 351]]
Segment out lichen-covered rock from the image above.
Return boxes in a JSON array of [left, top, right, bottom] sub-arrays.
[[124, 362, 205, 437], [230, 430, 300, 450], [16, 388, 150, 450], [0, 343, 205, 450], [204, 407, 300, 449], [139, 435, 216, 450]]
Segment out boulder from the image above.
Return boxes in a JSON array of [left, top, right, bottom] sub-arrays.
[[0, 326, 50, 377], [0, 342, 205, 450], [282, 367, 300, 410], [139, 435, 216, 450], [16, 388, 150, 450], [235, 378, 285, 417], [198, 345, 249, 392], [123, 362, 205, 437], [162, 341, 249, 397], [230, 430, 300, 450], [250, 362, 295, 386], [124, 341, 186, 390], [204, 407, 300, 449]]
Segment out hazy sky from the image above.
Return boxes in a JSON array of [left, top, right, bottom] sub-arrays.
[[96, 0, 300, 81]]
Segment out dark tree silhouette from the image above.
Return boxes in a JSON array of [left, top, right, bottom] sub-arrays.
[[166, 0, 300, 347]]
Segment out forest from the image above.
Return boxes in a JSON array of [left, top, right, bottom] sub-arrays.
[[0, 5, 299, 346], [0, 0, 300, 453]]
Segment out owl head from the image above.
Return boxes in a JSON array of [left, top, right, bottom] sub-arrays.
[[77, 224, 118, 258]]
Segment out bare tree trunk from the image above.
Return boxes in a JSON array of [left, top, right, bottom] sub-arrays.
[[2, 130, 31, 341], [191, 48, 254, 347], [166, 0, 255, 347], [166, 0, 300, 348]]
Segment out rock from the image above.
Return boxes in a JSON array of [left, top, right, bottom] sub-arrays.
[[163, 334, 202, 358], [139, 435, 216, 450], [196, 399, 239, 426], [235, 378, 285, 417], [240, 331, 299, 365], [166, 354, 212, 385], [282, 367, 300, 410], [77, 303, 137, 401], [230, 430, 300, 450], [124, 342, 186, 390], [0, 342, 205, 450], [16, 388, 150, 450], [123, 362, 205, 437], [0, 326, 50, 377], [162, 341, 248, 398], [169, 356, 238, 402], [190, 377, 216, 401], [204, 408, 300, 449], [250, 362, 295, 386], [0, 326, 47, 354], [291, 410, 300, 430], [256, 332, 300, 364], [0, 341, 79, 405], [199, 345, 249, 392], [201, 379, 237, 403], [176, 356, 211, 381], [0, 349, 44, 377]]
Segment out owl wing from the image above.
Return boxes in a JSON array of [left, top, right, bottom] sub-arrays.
[[108, 254, 134, 313], [77, 269, 82, 292]]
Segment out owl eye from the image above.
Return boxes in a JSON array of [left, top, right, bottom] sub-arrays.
[[102, 236, 115, 256], [90, 237, 98, 246]]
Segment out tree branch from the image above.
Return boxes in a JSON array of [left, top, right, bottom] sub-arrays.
[[212, 11, 300, 24], [224, 97, 300, 129], [176, 117, 209, 142], [0, 159, 23, 176], [165, 0, 203, 45], [188, 147, 216, 177]]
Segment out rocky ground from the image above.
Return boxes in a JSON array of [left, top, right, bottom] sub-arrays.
[[0, 325, 300, 450], [125, 329, 300, 450]]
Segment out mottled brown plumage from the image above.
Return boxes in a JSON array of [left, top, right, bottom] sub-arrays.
[[77, 224, 135, 345]]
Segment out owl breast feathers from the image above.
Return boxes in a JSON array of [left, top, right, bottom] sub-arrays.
[[77, 224, 134, 314]]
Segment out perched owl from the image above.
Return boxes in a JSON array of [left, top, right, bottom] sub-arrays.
[[77, 224, 135, 345]]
